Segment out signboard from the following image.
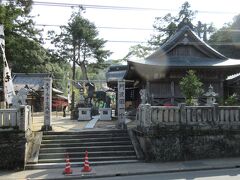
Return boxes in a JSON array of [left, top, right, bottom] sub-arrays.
[[118, 81, 125, 128], [43, 77, 52, 130]]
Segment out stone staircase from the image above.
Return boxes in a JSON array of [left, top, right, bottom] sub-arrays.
[[26, 130, 138, 169]]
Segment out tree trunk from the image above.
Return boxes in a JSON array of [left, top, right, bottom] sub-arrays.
[[80, 43, 89, 81], [70, 45, 76, 119], [80, 62, 88, 80]]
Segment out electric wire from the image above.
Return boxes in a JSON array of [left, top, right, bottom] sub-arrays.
[[1, 0, 239, 14]]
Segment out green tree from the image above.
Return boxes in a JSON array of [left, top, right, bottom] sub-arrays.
[[0, 0, 71, 90], [49, 11, 111, 80], [208, 14, 240, 59], [179, 70, 203, 105], [125, 1, 215, 60], [49, 10, 111, 111]]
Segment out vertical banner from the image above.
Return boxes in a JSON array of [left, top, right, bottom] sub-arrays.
[[1, 25, 15, 105], [0, 25, 5, 47], [67, 79, 71, 104], [118, 81, 125, 128], [42, 77, 52, 131], [1, 44, 15, 104]]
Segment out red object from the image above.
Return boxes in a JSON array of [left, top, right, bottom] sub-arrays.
[[164, 103, 173, 107], [63, 154, 73, 175], [81, 150, 92, 172]]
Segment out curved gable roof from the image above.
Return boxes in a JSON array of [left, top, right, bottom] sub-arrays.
[[146, 25, 227, 60]]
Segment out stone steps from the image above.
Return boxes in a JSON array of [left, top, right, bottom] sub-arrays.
[[41, 137, 131, 144], [26, 130, 138, 170], [41, 141, 132, 148], [42, 133, 129, 140], [40, 145, 134, 153]]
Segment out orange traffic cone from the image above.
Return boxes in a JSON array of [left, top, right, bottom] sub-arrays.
[[81, 150, 92, 172], [63, 153, 73, 175]]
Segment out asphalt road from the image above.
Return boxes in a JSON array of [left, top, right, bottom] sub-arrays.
[[90, 167, 240, 180]]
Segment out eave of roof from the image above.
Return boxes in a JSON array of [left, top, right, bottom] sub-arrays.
[[128, 57, 240, 68]]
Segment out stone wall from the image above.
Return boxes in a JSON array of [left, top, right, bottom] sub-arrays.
[[134, 127, 240, 161], [0, 130, 26, 170]]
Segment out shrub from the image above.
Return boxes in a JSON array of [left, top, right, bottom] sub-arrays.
[[180, 70, 203, 105]]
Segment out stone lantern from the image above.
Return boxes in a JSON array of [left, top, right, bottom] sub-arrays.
[[204, 84, 218, 106]]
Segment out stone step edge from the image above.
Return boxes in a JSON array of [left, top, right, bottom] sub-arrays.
[[42, 133, 128, 137], [25, 160, 139, 170], [39, 150, 136, 156], [36, 156, 137, 163], [41, 137, 131, 141], [43, 130, 128, 135], [41, 141, 132, 146], [40, 145, 133, 151]]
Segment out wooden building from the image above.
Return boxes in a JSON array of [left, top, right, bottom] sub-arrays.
[[13, 73, 68, 112], [107, 21, 240, 106]]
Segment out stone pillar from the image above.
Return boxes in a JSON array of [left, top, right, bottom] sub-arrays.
[[117, 81, 126, 129], [18, 105, 31, 131], [179, 103, 186, 125], [41, 78, 52, 131], [143, 103, 151, 127], [212, 103, 219, 122]]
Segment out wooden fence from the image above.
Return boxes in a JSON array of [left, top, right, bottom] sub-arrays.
[[0, 105, 31, 131], [137, 103, 240, 128]]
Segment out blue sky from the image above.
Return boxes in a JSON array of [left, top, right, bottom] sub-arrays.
[[31, 0, 240, 60]]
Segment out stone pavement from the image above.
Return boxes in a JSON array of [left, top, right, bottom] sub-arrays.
[[1, 157, 240, 179], [31, 112, 118, 132]]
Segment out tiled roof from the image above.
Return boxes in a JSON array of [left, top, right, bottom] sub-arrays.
[[12, 73, 51, 91]]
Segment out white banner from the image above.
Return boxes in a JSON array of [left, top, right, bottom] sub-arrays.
[[0, 25, 5, 47], [1, 43, 15, 104], [67, 79, 71, 103]]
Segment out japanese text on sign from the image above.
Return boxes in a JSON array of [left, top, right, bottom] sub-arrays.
[[118, 81, 125, 124]]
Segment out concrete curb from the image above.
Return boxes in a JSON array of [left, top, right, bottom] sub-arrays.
[[27, 164, 240, 180]]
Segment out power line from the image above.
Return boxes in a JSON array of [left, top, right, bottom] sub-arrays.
[[36, 24, 240, 32], [42, 36, 240, 45], [27, 1, 239, 15], [36, 24, 153, 31]]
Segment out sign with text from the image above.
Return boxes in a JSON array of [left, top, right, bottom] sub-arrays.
[[44, 78, 52, 127], [118, 81, 125, 127]]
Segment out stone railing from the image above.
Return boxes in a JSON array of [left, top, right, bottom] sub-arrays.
[[0, 105, 31, 131], [137, 103, 240, 128]]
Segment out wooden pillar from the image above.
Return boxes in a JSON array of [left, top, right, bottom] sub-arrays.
[[146, 81, 150, 104], [171, 81, 175, 104]]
